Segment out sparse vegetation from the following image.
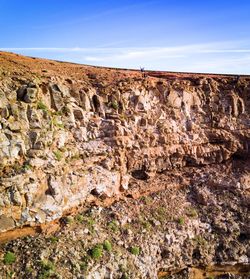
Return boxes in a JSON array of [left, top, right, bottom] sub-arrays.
[[108, 220, 119, 232], [37, 100, 48, 112], [22, 162, 32, 171], [130, 246, 140, 256], [39, 260, 55, 279], [103, 240, 112, 252], [3, 252, 16, 265], [49, 236, 59, 243], [110, 100, 119, 110], [53, 150, 63, 161], [75, 214, 84, 223], [64, 216, 74, 224], [79, 261, 88, 272], [177, 217, 185, 225], [193, 235, 207, 247], [186, 207, 198, 218], [90, 244, 103, 260]]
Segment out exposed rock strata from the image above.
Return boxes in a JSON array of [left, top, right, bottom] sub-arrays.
[[0, 52, 249, 234], [0, 52, 249, 277]]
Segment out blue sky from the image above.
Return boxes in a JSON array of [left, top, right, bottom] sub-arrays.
[[0, 0, 250, 74]]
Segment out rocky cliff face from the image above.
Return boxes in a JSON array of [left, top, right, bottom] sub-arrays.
[[0, 52, 249, 278]]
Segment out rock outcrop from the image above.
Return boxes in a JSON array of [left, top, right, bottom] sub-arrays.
[[0, 52, 249, 278], [0, 52, 249, 235]]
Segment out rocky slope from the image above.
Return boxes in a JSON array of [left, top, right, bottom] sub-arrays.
[[0, 51, 249, 278]]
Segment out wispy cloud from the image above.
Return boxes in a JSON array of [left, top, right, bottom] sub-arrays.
[[1, 40, 250, 74]]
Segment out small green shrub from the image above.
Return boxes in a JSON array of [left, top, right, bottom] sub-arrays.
[[3, 251, 16, 264], [25, 266, 33, 274], [103, 240, 112, 252], [75, 214, 84, 223], [53, 150, 63, 161], [141, 220, 152, 231], [49, 236, 59, 243], [90, 244, 103, 260], [22, 163, 31, 171], [87, 217, 95, 227], [177, 217, 185, 225], [6, 271, 15, 278], [111, 100, 119, 110], [130, 246, 140, 256], [37, 101, 48, 111], [186, 208, 198, 218], [65, 216, 74, 224], [79, 261, 88, 272], [121, 273, 129, 279], [40, 260, 55, 271], [193, 235, 207, 246], [39, 260, 55, 279], [108, 220, 119, 232]]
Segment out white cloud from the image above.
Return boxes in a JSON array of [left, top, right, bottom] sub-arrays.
[[1, 40, 250, 74]]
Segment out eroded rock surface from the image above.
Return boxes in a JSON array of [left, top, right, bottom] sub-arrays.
[[0, 52, 249, 278]]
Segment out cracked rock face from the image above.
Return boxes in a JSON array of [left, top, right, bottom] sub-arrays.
[[0, 52, 249, 239]]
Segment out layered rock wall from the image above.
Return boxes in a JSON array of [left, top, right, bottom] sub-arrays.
[[0, 52, 249, 235]]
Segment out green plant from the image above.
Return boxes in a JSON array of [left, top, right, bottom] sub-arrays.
[[39, 260, 55, 279], [87, 217, 95, 227], [75, 214, 84, 223], [53, 150, 63, 161], [6, 271, 15, 278], [130, 246, 140, 256], [90, 244, 103, 260], [40, 260, 55, 271], [50, 115, 64, 129], [25, 266, 33, 274], [103, 240, 112, 252], [111, 100, 119, 110], [186, 207, 198, 218], [177, 217, 185, 225], [3, 251, 16, 264], [65, 216, 74, 224], [144, 196, 153, 205], [49, 236, 59, 243], [141, 220, 152, 231], [108, 220, 119, 232], [37, 101, 48, 112], [79, 261, 88, 272], [22, 163, 32, 171], [193, 235, 207, 246], [121, 273, 129, 279]]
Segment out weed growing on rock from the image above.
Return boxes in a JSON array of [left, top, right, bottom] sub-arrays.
[[3, 252, 16, 265], [110, 100, 119, 110], [177, 217, 185, 225], [37, 100, 48, 112], [49, 236, 59, 243], [130, 246, 140, 256], [65, 216, 74, 224], [6, 270, 15, 278], [53, 150, 63, 161], [193, 235, 207, 247], [79, 261, 88, 272], [186, 207, 198, 218], [108, 220, 119, 232], [90, 244, 103, 260], [39, 260, 55, 279], [103, 240, 112, 252], [75, 214, 84, 223]]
